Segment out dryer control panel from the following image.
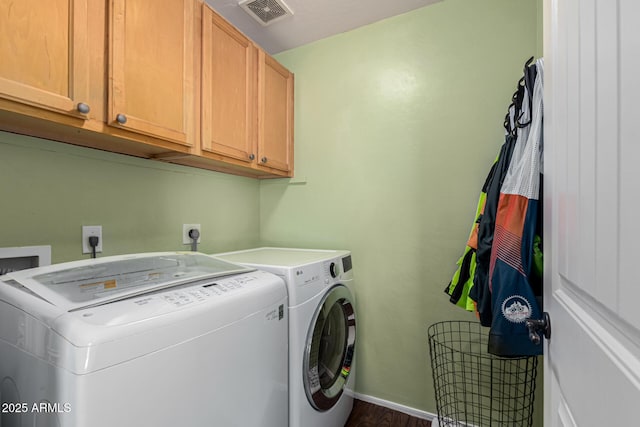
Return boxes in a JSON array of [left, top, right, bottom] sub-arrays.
[[293, 257, 353, 287], [325, 255, 353, 280]]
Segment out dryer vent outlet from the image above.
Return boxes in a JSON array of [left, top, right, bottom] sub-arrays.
[[239, 0, 293, 26]]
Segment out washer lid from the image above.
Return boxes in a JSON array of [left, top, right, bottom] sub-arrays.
[[5, 252, 253, 312]]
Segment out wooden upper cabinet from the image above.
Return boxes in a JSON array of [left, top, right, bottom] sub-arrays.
[[0, 0, 90, 118], [258, 51, 294, 174], [0, 0, 293, 178], [109, 0, 195, 147], [201, 5, 256, 163]]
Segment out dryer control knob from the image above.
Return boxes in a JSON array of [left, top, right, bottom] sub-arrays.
[[329, 262, 339, 278]]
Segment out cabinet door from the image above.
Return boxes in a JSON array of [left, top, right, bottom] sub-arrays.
[[109, 0, 195, 147], [201, 6, 256, 162], [0, 0, 90, 118], [258, 51, 294, 174]]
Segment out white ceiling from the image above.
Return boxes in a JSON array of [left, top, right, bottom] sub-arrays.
[[204, 0, 442, 54]]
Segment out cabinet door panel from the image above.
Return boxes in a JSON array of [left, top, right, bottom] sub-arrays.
[[201, 6, 255, 162], [109, 0, 194, 146], [0, 0, 89, 117], [258, 52, 293, 173]]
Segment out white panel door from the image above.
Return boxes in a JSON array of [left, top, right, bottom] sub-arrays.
[[544, 0, 640, 425]]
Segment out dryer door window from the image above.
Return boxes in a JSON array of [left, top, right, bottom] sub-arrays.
[[304, 284, 356, 411]]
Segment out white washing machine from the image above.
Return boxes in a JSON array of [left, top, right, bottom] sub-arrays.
[[0, 252, 288, 427], [214, 248, 356, 427]]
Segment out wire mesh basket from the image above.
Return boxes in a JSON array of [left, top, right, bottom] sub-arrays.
[[428, 321, 538, 427]]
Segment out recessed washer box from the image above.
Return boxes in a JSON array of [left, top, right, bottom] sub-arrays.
[[0, 245, 51, 274]]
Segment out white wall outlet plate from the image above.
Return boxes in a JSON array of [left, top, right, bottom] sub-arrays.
[[82, 225, 103, 254], [182, 224, 201, 245]]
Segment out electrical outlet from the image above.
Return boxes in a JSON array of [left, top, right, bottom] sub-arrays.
[[82, 225, 103, 254], [182, 224, 201, 245]]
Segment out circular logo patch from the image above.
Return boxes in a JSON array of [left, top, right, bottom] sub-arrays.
[[501, 295, 532, 323]]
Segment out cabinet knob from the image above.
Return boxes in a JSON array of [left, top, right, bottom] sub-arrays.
[[249, 154, 255, 161], [261, 157, 268, 164], [116, 114, 127, 124], [76, 103, 90, 115]]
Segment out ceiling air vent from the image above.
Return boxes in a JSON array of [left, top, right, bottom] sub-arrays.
[[239, 0, 293, 26]]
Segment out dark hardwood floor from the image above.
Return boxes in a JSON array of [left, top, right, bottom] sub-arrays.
[[344, 399, 432, 427]]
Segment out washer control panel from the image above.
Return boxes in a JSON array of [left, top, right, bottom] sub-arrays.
[[156, 274, 257, 307], [159, 289, 212, 307], [78, 272, 264, 326]]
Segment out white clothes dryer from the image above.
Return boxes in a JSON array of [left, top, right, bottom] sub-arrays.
[[214, 248, 356, 427], [0, 252, 288, 427]]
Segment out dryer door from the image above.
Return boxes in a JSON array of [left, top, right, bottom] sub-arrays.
[[303, 284, 356, 411]]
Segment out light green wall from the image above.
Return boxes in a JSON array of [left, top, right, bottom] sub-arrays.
[[0, 131, 260, 263], [267, 0, 541, 420], [537, 0, 544, 57]]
